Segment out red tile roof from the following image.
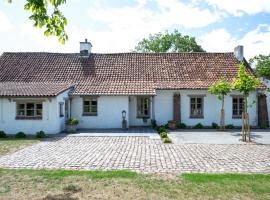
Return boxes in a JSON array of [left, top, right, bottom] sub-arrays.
[[0, 52, 261, 96], [0, 82, 74, 97]]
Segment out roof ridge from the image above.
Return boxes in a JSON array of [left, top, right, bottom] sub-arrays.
[[2, 52, 234, 56]]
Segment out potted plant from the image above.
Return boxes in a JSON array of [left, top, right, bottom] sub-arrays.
[[168, 120, 177, 129], [65, 118, 79, 133]]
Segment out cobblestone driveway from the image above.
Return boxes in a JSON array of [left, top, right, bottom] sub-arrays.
[[0, 136, 269, 173]]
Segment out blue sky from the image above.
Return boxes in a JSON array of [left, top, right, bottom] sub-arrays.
[[0, 0, 270, 59]]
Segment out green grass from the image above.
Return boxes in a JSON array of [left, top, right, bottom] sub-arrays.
[[0, 138, 38, 156], [0, 169, 269, 200]]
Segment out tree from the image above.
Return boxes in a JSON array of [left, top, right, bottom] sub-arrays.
[[208, 78, 231, 130], [7, 0, 68, 44], [232, 63, 260, 142], [135, 30, 205, 53], [249, 55, 270, 79]]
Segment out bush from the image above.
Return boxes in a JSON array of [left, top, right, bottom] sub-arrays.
[[212, 122, 219, 129], [225, 124, 234, 129], [36, 131, 46, 138], [163, 137, 172, 143], [157, 126, 167, 134], [65, 118, 79, 126], [164, 123, 169, 129], [193, 123, 204, 129], [0, 131, 7, 138], [160, 132, 168, 138], [177, 123, 187, 129], [151, 120, 157, 128], [15, 132, 26, 138]]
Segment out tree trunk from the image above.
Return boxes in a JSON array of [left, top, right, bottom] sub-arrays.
[[220, 95, 225, 130], [243, 95, 249, 142]]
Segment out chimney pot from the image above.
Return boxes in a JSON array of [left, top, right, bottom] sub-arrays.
[[80, 39, 92, 57], [234, 45, 244, 62]]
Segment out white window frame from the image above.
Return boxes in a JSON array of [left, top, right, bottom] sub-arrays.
[[82, 97, 98, 116]]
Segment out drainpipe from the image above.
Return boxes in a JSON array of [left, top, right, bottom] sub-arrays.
[[152, 96, 155, 120], [0, 98, 3, 123]]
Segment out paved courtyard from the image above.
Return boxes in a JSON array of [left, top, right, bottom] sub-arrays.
[[169, 130, 270, 144], [0, 136, 269, 173]]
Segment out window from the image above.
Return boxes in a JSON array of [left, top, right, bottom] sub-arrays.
[[59, 102, 64, 117], [232, 97, 244, 118], [16, 102, 43, 119], [83, 97, 98, 116], [137, 97, 150, 118], [190, 96, 204, 118]]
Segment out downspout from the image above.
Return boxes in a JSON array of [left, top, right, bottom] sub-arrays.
[[152, 96, 155, 121], [0, 98, 3, 123]]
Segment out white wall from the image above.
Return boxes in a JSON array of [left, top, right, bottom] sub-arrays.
[[154, 90, 258, 127], [71, 95, 129, 129], [129, 96, 152, 126], [262, 79, 270, 124], [0, 90, 69, 135]]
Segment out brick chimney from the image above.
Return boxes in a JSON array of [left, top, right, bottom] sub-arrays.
[[80, 39, 92, 56], [234, 45, 244, 61]]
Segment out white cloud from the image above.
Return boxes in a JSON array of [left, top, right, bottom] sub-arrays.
[[0, 10, 13, 32], [84, 0, 221, 52], [199, 25, 270, 59], [201, 0, 270, 16]]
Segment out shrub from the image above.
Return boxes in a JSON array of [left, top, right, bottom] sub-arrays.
[[151, 120, 157, 128], [163, 137, 172, 143], [157, 126, 167, 134], [0, 131, 7, 138], [160, 132, 168, 138], [212, 122, 219, 129], [36, 131, 46, 138], [164, 123, 169, 129], [225, 124, 234, 129], [15, 132, 26, 138], [193, 123, 204, 129], [65, 118, 79, 126], [177, 123, 187, 129]]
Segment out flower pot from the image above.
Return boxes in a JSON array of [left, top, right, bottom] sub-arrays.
[[66, 125, 77, 133], [168, 121, 177, 130]]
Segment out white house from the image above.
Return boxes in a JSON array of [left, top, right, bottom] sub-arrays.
[[0, 40, 268, 134]]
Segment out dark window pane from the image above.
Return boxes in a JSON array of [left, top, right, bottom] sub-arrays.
[[36, 109, 42, 116], [233, 98, 238, 103], [18, 104, 25, 109], [91, 106, 97, 113], [233, 110, 238, 115], [239, 98, 243, 103], [83, 106, 90, 113], [190, 98, 195, 103], [84, 101, 90, 106], [27, 103, 34, 109], [91, 101, 97, 106], [36, 104, 42, 109], [26, 110, 35, 116], [197, 98, 202, 104]]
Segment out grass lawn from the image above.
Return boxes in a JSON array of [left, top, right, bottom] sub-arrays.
[[0, 169, 269, 200], [0, 138, 38, 156]]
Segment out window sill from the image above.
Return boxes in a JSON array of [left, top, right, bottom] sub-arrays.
[[189, 116, 204, 119], [137, 116, 150, 119], [16, 116, 42, 120], [82, 113, 97, 116], [232, 116, 242, 119]]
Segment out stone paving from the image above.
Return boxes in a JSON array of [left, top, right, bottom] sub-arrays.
[[0, 136, 269, 174]]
